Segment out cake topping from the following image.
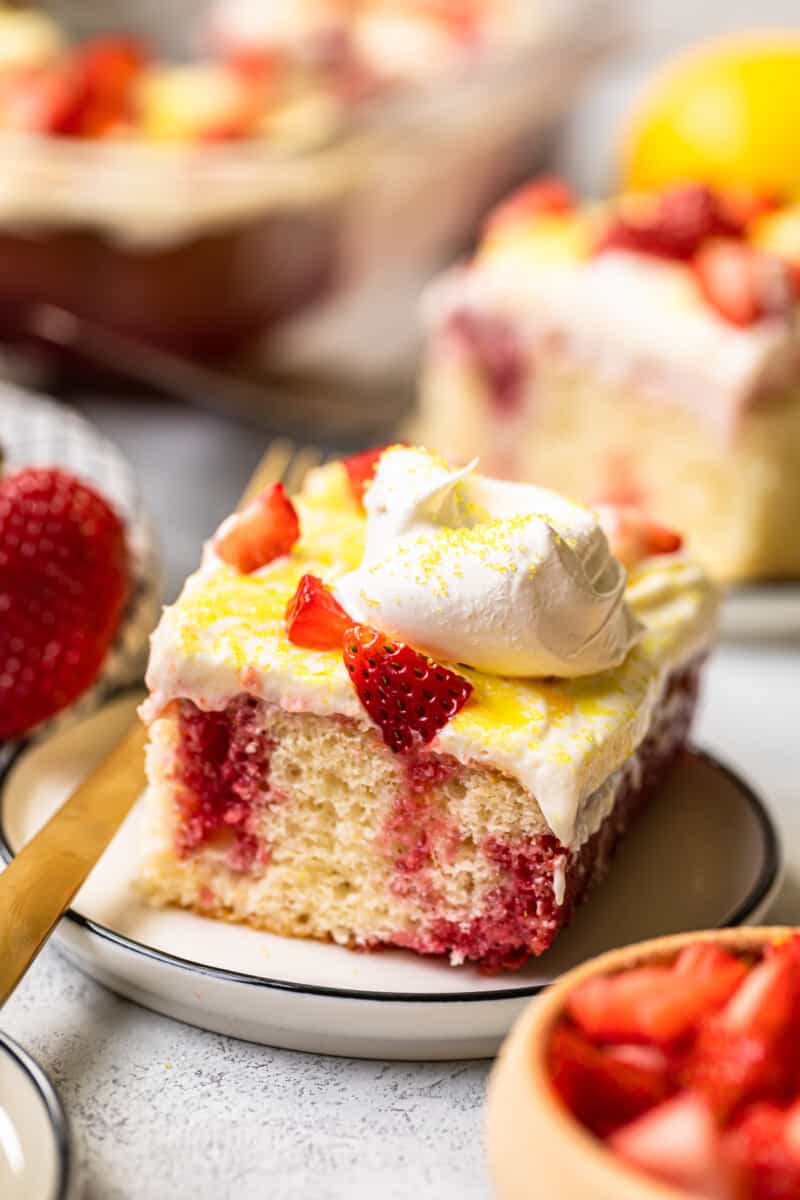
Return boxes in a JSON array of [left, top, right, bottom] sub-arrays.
[[213, 482, 299, 574], [594, 183, 742, 262], [334, 446, 644, 678], [694, 239, 797, 327], [484, 175, 575, 237], [285, 572, 350, 649], [343, 623, 473, 752], [342, 442, 403, 506]]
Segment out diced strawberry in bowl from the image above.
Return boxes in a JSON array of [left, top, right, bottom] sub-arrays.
[[487, 930, 800, 1200]]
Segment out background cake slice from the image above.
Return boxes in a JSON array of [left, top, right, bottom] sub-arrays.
[[139, 447, 717, 970], [417, 179, 800, 584]]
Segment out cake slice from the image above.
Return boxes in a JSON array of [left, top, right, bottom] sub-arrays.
[[417, 179, 800, 583], [139, 445, 716, 970]]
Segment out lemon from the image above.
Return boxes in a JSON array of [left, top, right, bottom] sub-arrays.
[[622, 35, 800, 199]]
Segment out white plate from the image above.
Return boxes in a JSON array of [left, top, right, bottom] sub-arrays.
[[0, 695, 781, 1061], [721, 583, 800, 641], [0, 1032, 72, 1200]]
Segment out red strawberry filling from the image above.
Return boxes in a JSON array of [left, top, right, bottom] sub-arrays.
[[342, 624, 473, 753], [388, 661, 699, 969], [446, 309, 526, 417], [174, 696, 280, 872], [550, 934, 800, 1199], [214, 482, 299, 574], [594, 184, 742, 262]]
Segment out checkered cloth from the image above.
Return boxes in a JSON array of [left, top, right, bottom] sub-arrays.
[[0, 383, 161, 743]]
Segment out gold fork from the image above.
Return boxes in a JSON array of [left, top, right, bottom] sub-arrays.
[[0, 439, 324, 1005]]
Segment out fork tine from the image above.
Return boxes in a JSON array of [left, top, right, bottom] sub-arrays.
[[283, 445, 324, 496], [238, 439, 296, 509]]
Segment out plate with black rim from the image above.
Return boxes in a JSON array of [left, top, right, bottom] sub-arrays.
[[0, 1031, 73, 1200], [0, 694, 781, 1060], [721, 582, 800, 641]]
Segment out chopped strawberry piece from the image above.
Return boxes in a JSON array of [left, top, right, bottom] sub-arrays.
[[719, 188, 780, 233], [674, 944, 750, 998], [485, 176, 574, 235], [67, 37, 149, 137], [548, 1026, 673, 1138], [567, 957, 745, 1048], [726, 1103, 800, 1200], [595, 184, 739, 262], [0, 38, 148, 138], [285, 574, 351, 650], [595, 502, 684, 565], [685, 953, 800, 1120], [0, 64, 83, 134], [0, 467, 129, 739], [214, 483, 299, 574], [342, 444, 400, 505], [342, 624, 473, 753], [694, 239, 798, 327], [610, 1092, 741, 1200]]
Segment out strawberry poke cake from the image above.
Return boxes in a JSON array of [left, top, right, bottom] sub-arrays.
[[139, 444, 716, 970], [417, 178, 800, 583]]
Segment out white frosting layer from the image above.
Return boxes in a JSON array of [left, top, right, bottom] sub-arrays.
[[424, 251, 800, 435], [333, 447, 642, 678]]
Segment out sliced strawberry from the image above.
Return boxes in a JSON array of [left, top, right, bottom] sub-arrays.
[[694, 239, 798, 327], [342, 624, 472, 753], [610, 1092, 741, 1200], [285, 574, 350, 650], [595, 184, 739, 262], [548, 1026, 672, 1138], [595, 502, 683, 565], [342, 444, 399, 505], [725, 1103, 800, 1200], [685, 952, 800, 1120], [485, 176, 574, 235], [214, 483, 299, 574]]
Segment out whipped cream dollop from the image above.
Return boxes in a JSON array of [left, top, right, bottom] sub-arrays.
[[333, 447, 643, 678]]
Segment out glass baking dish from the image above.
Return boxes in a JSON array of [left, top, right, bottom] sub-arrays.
[[0, 0, 622, 375]]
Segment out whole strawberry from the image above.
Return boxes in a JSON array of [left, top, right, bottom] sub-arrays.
[[0, 467, 129, 739]]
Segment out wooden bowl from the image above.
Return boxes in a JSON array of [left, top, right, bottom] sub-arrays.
[[486, 926, 796, 1200]]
